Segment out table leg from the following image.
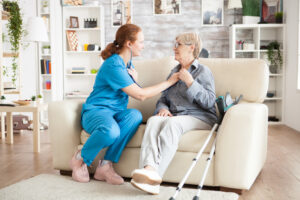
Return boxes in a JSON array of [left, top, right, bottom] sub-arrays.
[[33, 110, 40, 153], [6, 112, 13, 144], [1, 112, 5, 140]]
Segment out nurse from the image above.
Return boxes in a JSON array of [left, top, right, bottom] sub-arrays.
[[70, 24, 179, 185]]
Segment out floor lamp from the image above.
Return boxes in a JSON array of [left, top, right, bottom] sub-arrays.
[[24, 17, 49, 130]]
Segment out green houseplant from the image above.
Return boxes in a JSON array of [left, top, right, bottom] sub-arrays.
[[267, 41, 282, 74], [275, 12, 283, 23], [2, 0, 24, 87], [242, 0, 260, 24]]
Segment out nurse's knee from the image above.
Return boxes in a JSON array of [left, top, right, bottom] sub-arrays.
[[128, 109, 143, 124], [96, 123, 120, 142]]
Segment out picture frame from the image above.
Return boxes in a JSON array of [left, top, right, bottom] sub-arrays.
[[153, 0, 181, 15], [62, 0, 83, 6], [201, 0, 224, 26], [261, 0, 282, 23], [111, 0, 132, 27], [70, 16, 79, 28]]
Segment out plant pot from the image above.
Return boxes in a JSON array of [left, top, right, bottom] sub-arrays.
[[43, 49, 50, 54], [269, 65, 278, 74], [276, 18, 283, 23], [37, 98, 43, 104], [243, 16, 260, 24], [43, 7, 49, 13]]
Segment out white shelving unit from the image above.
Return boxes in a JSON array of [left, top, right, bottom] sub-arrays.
[[37, 0, 52, 124], [62, 5, 105, 99], [37, 0, 52, 101], [230, 24, 285, 124]]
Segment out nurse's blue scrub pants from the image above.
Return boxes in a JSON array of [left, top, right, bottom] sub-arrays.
[[81, 108, 142, 166]]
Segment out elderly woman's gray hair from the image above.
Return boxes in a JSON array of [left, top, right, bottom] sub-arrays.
[[176, 32, 202, 59]]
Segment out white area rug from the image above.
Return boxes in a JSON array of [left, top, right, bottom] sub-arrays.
[[0, 174, 239, 200]]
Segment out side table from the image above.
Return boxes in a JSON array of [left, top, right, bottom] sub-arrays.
[[0, 103, 48, 153]]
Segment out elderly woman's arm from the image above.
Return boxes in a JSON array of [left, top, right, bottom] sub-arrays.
[[185, 69, 216, 109]]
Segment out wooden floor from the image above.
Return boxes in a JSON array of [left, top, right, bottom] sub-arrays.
[[0, 125, 300, 200]]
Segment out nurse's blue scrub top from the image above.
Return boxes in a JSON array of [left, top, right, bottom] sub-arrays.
[[81, 54, 135, 114]]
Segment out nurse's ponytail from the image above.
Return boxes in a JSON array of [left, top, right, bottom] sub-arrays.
[[101, 24, 141, 60]]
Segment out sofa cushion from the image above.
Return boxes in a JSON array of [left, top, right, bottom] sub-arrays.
[[198, 58, 268, 103], [81, 124, 215, 153]]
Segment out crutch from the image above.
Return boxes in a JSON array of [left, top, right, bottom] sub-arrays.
[[169, 123, 219, 200], [169, 93, 242, 200]]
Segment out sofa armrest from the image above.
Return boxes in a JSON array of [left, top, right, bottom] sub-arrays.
[[48, 100, 84, 170], [215, 103, 268, 190]]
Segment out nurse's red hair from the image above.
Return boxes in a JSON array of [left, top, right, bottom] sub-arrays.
[[101, 24, 142, 60]]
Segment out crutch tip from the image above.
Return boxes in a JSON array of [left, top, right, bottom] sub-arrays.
[[192, 196, 199, 200], [169, 197, 175, 200]]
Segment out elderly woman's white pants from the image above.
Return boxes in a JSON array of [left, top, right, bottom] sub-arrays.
[[139, 115, 211, 177]]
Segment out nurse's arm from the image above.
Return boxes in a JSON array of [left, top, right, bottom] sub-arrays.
[[122, 72, 179, 101]]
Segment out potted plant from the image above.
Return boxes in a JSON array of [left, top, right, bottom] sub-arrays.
[[1, 96, 6, 103], [1, 1, 24, 87], [31, 95, 36, 105], [42, 45, 51, 54], [242, 0, 260, 24], [37, 94, 43, 104], [275, 12, 283, 23], [42, 0, 49, 13], [267, 41, 282, 74]]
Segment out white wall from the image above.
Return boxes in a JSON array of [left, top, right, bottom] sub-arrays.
[[15, 0, 37, 100], [284, 0, 300, 132]]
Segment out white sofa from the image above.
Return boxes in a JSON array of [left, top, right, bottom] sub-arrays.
[[49, 57, 269, 190]]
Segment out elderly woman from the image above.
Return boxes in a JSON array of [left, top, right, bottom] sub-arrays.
[[130, 32, 217, 194]]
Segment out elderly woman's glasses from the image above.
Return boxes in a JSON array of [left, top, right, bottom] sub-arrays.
[[174, 41, 192, 48]]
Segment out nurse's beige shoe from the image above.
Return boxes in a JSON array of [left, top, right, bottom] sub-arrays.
[[94, 160, 124, 185], [70, 150, 90, 183]]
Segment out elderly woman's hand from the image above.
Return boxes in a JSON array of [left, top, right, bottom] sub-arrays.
[[167, 72, 180, 85], [179, 69, 194, 87], [127, 67, 138, 82], [157, 108, 173, 117]]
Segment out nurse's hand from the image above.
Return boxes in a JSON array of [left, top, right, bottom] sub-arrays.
[[167, 72, 179, 85], [127, 67, 138, 82], [157, 108, 173, 117]]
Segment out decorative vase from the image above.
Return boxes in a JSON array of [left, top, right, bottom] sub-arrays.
[[269, 65, 278, 74]]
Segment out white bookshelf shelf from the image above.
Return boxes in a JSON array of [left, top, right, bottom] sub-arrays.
[[65, 51, 101, 54], [264, 97, 282, 101], [65, 74, 97, 77], [65, 28, 100, 31]]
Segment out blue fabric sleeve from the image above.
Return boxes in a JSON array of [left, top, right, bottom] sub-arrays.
[[104, 66, 134, 90]]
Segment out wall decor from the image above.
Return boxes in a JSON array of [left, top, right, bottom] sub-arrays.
[[202, 0, 224, 26], [111, 0, 132, 27], [261, 0, 282, 23], [153, 0, 181, 15], [66, 30, 79, 51]]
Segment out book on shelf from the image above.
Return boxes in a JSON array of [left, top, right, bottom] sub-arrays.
[[40, 59, 52, 74]]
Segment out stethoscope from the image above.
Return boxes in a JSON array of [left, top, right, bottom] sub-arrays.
[[127, 48, 141, 88]]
